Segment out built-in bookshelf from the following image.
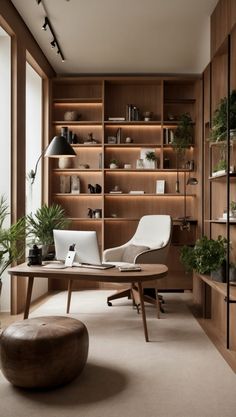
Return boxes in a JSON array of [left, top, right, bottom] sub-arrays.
[[49, 76, 201, 290]]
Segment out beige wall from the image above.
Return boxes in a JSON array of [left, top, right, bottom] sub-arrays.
[[0, 0, 55, 314]]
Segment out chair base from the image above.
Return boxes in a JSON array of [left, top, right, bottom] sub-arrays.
[[107, 288, 131, 306]]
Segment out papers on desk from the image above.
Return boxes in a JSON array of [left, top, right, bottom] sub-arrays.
[[118, 263, 142, 272], [43, 263, 67, 269]]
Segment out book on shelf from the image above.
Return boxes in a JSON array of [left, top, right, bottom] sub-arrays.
[[129, 191, 145, 194], [164, 128, 174, 145], [110, 191, 123, 194], [108, 117, 125, 121]]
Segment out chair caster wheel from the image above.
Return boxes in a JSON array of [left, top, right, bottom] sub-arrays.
[[107, 301, 112, 306]]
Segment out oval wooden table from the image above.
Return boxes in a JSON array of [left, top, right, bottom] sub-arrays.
[[8, 263, 168, 342]]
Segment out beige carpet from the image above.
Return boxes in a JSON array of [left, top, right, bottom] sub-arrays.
[[1, 291, 236, 417]]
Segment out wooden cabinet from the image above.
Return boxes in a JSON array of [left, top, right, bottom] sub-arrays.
[[49, 76, 201, 290]]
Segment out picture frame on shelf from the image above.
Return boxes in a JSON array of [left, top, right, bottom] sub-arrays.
[[156, 180, 165, 194]]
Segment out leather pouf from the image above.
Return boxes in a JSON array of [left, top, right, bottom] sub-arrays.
[[0, 316, 89, 389]]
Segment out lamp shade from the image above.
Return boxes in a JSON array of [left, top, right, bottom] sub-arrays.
[[44, 136, 76, 158]]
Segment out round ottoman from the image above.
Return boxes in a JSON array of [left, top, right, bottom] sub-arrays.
[[0, 316, 89, 389]]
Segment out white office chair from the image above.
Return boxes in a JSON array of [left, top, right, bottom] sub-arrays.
[[103, 215, 172, 317]]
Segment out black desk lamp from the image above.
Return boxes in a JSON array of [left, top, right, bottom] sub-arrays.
[[179, 172, 198, 231], [28, 135, 76, 184]]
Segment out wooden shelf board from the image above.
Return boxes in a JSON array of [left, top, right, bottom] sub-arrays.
[[53, 169, 102, 172], [52, 121, 102, 125], [68, 218, 103, 221], [104, 217, 198, 223], [53, 98, 102, 104], [197, 273, 236, 301], [72, 144, 102, 147], [105, 193, 196, 197], [104, 121, 161, 125], [104, 143, 162, 148], [204, 219, 236, 224], [53, 193, 102, 197], [104, 168, 193, 173], [209, 173, 236, 180]]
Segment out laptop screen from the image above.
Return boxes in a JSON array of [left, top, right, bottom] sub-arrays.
[[53, 230, 101, 265]]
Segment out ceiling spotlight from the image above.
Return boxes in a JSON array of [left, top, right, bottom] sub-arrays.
[[51, 39, 56, 48], [41, 17, 48, 31]]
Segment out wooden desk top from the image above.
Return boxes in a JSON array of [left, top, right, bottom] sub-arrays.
[[8, 263, 168, 284]]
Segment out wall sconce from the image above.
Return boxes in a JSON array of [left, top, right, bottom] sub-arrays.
[[29, 136, 76, 185], [179, 172, 198, 231]]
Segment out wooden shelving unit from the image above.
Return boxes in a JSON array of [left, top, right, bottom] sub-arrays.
[[49, 76, 201, 291]]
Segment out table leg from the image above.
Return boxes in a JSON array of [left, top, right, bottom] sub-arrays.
[[137, 282, 149, 342], [24, 276, 34, 319], [66, 279, 73, 314]]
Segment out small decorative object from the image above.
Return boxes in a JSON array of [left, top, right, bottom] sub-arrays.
[[125, 137, 133, 143], [71, 133, 78, 144], [98, 153, 103, 169], [136, 158, 144, 169], [109, 159, 119, 169], [58, 157, 72, 169], [88, 184, 95, 193], [27, 244, 42, 266], [110, 185, 122, 194], [124, 163, 132, 169], [84, 132, 97, 144], [60, 175, 71, 193], [64, 110, 80, 121], [107, 136, 117, 144], [143, 111, 153, 121], [95, 184, 102, 193], [87, 208, 93, 218], [168, 113, 175, 121], [111, 213, 117, 218], [61, 126, 68, 139], [94, 209, 102, 219], [156, 180, 165, 194], [71, 175, 80, 194]]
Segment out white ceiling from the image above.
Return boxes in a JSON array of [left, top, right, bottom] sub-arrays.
[[11, 0, 218, 75]]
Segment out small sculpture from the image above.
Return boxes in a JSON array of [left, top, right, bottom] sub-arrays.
[[88, 184, 95, 193]]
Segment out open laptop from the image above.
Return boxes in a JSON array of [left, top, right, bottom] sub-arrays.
[[53, 230, 115, 270]]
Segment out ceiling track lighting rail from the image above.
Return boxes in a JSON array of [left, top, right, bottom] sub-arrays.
[[40, 15, 65, 62]]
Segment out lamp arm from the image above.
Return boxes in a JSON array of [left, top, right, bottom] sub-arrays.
[[28, 145, 48, 185]]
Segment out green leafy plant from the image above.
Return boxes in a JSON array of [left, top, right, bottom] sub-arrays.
[[172, 113, 194, 154], [110, 159, 119, 166], [230, 201, 236, 212], [145, 151, 157, 161], [212, 158, 227, 173], [26, 204, 69, 246], [0, 196, 25, 279], [180, 235, 227, 275], [210, 90, 236, 142]]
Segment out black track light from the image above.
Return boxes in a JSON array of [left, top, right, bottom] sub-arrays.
[[41, 17, 48, 31], [50, 39, 56, 48]]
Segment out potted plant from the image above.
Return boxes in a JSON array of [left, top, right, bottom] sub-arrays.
[[212, 158, 227, 176], [230, 201, 236, 218], [145, 151, 158, 169], [26, 204, 69, 259], [109, 159, 119, 169], [180, 235, 227, 282], [0, 196, 25, 293], [172, 113, 194, 192], [210, 90, 236, 142]]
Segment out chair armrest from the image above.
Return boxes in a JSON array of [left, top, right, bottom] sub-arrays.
[[135, 244, 170, 264], [103, 245, 126, 262]]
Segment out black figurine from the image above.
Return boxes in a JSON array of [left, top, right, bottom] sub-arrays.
[[87, 208, 93, 218], [88, 184, 95, 193], [95, 184, 102, 193]]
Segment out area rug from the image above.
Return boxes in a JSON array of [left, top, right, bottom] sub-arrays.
[[1, 291, 236, 417]]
